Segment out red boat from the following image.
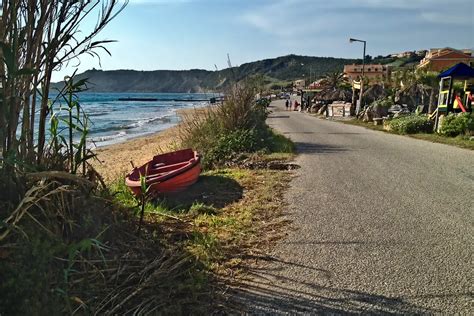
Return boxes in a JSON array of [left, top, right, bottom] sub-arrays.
[[125, 149, 201, 196]]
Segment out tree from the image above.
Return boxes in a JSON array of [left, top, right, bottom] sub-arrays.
[[321, 71, 345, 90], [416, 70, 439, 113], [0, 0, 127, 171]]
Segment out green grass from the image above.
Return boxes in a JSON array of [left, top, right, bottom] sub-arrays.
[[268, 129, 296, 154], [408, 133, 474, 150], [340, 119, 474, 150], [111, 164, 292, 274], [104, 163, 293, 312]]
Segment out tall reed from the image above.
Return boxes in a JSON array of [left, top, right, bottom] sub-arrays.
[[0, 1, 127, 173]]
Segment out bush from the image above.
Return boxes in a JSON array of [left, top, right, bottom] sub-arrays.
[[207, 129, 265, 163], [371, 98, 394, 108], [256, 98, 271, 107], [439, 113, 474, 137], [387, 114, 434, 134], [179, 82, 274, 168]]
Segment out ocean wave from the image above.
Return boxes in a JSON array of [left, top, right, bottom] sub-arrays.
[[91, 131, 127, 143], [126, 115, 173, 128], [90, 114, 174, 135], [88, 111, 110, 117]]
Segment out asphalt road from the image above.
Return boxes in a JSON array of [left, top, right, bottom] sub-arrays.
[[232, 99, 473, 314]]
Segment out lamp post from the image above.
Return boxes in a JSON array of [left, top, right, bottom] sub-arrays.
[[349, 38, 366, 114]]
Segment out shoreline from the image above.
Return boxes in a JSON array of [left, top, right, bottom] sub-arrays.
[[91, 107, 209, 183]]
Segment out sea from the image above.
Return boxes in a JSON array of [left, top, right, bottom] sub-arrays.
[[47, 92, 213, 147]]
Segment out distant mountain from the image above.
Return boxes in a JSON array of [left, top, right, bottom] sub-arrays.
[[53, 54, 361, 92]]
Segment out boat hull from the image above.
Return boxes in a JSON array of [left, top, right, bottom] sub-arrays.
[[125, 149, 201, 196]]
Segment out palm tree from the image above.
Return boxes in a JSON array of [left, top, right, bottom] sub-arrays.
[[321, 71, 345, 90], [416, 70, 439, 113]]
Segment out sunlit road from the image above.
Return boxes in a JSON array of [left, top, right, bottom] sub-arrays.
[[232, 99, 473, 314]]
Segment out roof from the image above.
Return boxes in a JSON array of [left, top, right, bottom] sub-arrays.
[[428, 47, 472, 55], [438, 63, 474, 79]]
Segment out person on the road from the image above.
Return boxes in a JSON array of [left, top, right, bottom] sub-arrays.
[[285, 99, 289, 110]]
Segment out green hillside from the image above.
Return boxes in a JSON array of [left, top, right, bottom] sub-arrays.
[[53, 54, 361, 93]]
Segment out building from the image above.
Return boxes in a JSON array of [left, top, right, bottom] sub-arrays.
[[390, 51, 415, 58], [293, 79, 306, 90], [343, 64, 391, 83], [417, 47, 474, 71], [308, 79, 325, 90]]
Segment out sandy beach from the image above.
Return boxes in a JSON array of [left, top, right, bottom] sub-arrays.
[[91, 107, 208, 183]]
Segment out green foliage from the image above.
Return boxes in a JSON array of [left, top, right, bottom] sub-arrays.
[[44, 76, 94, 174], [189, 203, 218, 216], [206, 129, 266, 164], [268, 132, 296, 153], [371, 98, 394, 108], [256, 98, 271, 107], [321, 71, 346, 89], [1, 0, 127, 170], [387, 114, 434, 134], [439, 113, 474, 137], [180, 81, 295, 169], [180, 82, 274, 168]]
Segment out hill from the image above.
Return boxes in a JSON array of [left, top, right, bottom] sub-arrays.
[[53, 55, 361, 93]]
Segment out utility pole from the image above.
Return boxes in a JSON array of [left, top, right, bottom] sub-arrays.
[[350, 38, 367, 114]]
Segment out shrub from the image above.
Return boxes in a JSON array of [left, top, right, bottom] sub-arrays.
[[371, 98, 394, 108], [256, 98, 271, 107], [179, 82, 274, 168], [439, 113, 474, 137], [387, 114, 434, 134], [206, 129, 265, 164]]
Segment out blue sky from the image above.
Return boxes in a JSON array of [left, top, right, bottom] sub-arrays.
[[54, 0, 474, 80]]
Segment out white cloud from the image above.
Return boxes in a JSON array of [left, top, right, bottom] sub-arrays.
[[239, 0, 473, 38]]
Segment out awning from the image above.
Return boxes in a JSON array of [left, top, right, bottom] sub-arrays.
[[438, 63, 474, 79]]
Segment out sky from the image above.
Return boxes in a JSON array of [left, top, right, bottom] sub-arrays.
[[53, 0, 474, 81]]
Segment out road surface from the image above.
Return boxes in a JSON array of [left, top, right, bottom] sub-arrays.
[[232, 99, 473, 314]]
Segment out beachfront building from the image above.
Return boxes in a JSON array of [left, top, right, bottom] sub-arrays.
[[308, 79, 325, 90], [343, 64, 391, 83], [418, 47, 474, 71], [293, 79, 306, 90]]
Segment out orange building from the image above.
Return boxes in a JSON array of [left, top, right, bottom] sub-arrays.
[[417, 47, 474, 71], [343, 64, 391, 83]]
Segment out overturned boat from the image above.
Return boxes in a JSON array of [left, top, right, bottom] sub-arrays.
[[125, 148, 201, 196]]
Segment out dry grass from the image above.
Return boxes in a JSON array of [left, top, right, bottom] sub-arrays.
[[0, 175, 210, 315]]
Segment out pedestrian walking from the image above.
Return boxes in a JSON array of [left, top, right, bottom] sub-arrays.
[[285, 99, 289, 110]]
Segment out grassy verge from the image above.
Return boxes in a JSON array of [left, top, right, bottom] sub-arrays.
[[111, 152, 294, 312], [340, 119, 474, 150], [407, 133, 474, 150], [94, 126, 296, 314]]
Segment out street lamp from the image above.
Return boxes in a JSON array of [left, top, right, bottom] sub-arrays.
[[349, 38, 366, 114]]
